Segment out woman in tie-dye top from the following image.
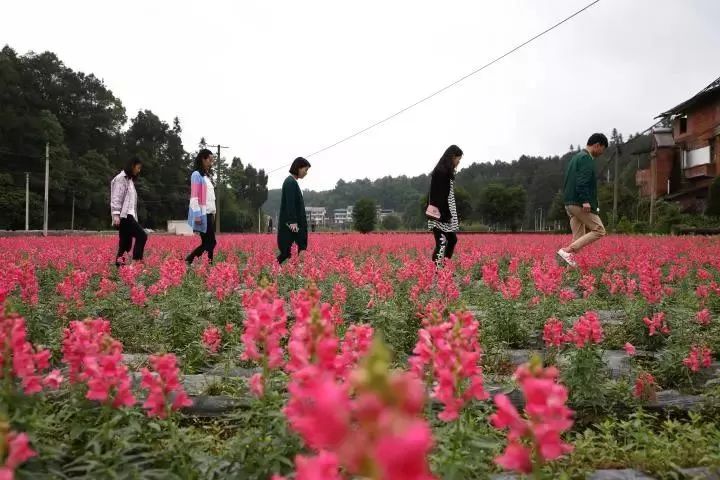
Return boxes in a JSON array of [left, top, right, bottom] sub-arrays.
[[186, 149, 217, 265]]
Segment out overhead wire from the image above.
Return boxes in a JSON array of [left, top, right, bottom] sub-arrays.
[[266, 0, 602, 174]]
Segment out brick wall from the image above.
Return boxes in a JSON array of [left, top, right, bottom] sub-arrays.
[[672, 98, 720, 149]]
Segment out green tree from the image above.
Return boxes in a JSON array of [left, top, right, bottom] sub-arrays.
[[381, 214, 402, 231], [476, 183, 527, 231], [73, 150, 113, 229], [547, 190, 568, 230], [454, 186, 473, 222], [706, 176, 720, 217], [505, 185, 527, 231], [125, 110, 189, 229], [353, 198, 376, 233], [0, 173, 42, 229], [402, 196, 426, 230], [475, 184, 506, 226]]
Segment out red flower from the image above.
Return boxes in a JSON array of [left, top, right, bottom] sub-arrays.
[[249, 372, 264, 398], [566, 311, 603, 348], [130, 285, 147, 306], [559, 288, 577, 304], [4, 431, 37, 470], [490, 394, 527, 439], [696, 309, 712, 326], [543, 317, 565, 348], [140, 354, 192, 418], [279, 341, 436, 480], [500, 277, 523, 300], [202, 326, 222, 353], [410, 310, 488, 422], [374, 421, 435, 480], [495, 441, 532, 474], [624, 343, 636, 356], [531, 261, 563, 296], [293, 451, 342, 480], [241, 288, 288, 372], [633, 372, 657, 401], [683, 345, 713, 373], [491, 362, 574, 474], [643, 312, 669, 337], [62, 318, 136, 408], [1, 307, 57, 396]]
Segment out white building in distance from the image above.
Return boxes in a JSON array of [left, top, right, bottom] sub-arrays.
[[305, 206, 327, 226]]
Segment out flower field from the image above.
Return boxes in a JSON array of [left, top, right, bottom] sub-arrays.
[[2, 233, 720, 479]]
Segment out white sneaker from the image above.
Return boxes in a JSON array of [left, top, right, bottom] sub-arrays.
[[556, 249, 577, 267]]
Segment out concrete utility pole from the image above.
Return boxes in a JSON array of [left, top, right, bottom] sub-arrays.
[[207, 143, 230, 233], [25, 172, 29, 231], [43, 142, 49, 237], [612, 144, 621, 228]]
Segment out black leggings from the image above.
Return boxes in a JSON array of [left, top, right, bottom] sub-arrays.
[[186, 214, 217, 264], [116, 215, 147, 266], [432, 228, 457, 267]]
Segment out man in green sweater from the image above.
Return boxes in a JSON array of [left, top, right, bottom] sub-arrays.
[[557, 133, 608, 267]]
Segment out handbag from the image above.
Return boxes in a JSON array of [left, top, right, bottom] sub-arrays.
[[425, 204, 441, 220]]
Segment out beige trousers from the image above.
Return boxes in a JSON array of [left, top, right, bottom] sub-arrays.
[[565, 205, 606, 252]]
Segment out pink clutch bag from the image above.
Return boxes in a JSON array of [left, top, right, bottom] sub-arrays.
[[425, 205, 441, 220]]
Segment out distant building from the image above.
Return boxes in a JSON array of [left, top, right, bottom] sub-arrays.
[[305, 206, 327, 226], [635, 127, 677, 199], [376, 208, 395, 221], [333, 206, 354, 225], [637, 76, 720, 211], [167, 220, 193, 236]]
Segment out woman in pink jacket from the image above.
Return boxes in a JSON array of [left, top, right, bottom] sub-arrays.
[[110, 157, 147, 267]]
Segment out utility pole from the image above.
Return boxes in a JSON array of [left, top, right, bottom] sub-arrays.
[[206, 143, 230, 233], [43, 142, 49, 237], [25, 172, 29, 231], [71, 193, 75, 231], [612, 144, 620, 228]]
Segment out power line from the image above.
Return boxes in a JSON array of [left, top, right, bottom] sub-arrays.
[[267, 0, 602, 174], [598, 120, 663, 174]]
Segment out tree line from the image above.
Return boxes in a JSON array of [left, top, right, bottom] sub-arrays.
[[0, 46, 268, 231]]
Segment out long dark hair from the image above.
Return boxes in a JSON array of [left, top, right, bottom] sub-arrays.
[[194, 149, 214, 177], [432, 145, 463, 178], [123, 157, 142, 179]]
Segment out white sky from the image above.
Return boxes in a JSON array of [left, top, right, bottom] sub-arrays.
[[3, 0, 719, 190]]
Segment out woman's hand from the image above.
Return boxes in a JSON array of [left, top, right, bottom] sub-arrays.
[[112, 215, 120, 227], [195, 217, 202, 225]]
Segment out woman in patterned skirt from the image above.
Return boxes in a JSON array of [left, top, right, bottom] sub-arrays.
[[426, 145, 463, 268]]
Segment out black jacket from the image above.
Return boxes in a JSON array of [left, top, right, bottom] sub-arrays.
[[277, 176, 308, 249], [427, 169, 453, 223]]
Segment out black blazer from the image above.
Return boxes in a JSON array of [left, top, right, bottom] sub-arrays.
[[427, 169, 453, 223]]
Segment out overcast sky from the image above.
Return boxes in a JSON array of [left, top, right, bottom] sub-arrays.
[[3, 0, 720, 190]]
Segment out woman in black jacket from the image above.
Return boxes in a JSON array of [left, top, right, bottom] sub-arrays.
[[277, 157, 311, 264], [426, 145, 463, 268]]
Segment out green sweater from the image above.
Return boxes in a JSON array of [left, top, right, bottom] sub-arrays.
[[563, 150, 599, 213]]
